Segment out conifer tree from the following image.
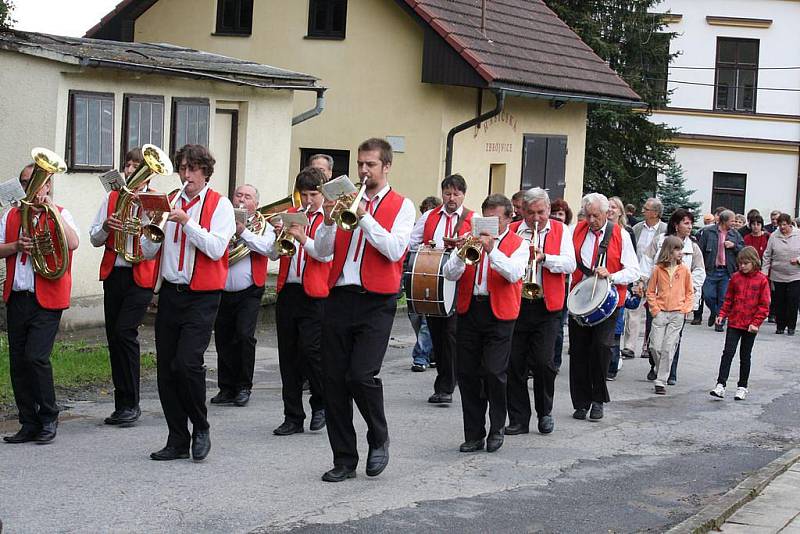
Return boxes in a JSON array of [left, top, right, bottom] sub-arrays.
[[0, 0, 14, 30], [658, 162, 702, 220]]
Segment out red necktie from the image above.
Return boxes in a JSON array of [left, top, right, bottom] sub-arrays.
[[296, 212, 318, 276], [352, 197, 375, 263], [590, 229, 603, 268], [173, 195, 201, 271], [444, 212, 456, 239]]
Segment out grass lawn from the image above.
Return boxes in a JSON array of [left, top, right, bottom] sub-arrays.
[[0, 338, 155, 406]]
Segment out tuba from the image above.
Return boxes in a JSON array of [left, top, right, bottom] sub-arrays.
[[228, 193, 298, 265], [21, 148, 69, 280], [521, 221, 542, 300], [112, 144, 173, 263]]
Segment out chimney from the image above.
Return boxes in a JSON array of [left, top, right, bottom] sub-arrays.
[[481, 0, 487, 37]]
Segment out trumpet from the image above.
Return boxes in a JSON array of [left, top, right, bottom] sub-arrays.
[[141, 182, 188, 243], [330, 178, 368, 231], [456, 235, 483, 265], [275, 206, 308, 257], [522, 221, 542, 300]]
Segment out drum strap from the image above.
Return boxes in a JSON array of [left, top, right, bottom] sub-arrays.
[[453, 208, 473, 238], [576, 220, 614, 277]]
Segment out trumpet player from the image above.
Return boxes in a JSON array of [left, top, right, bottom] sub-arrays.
[[140, 144, 235, 462], [210, 184, 275, 408], [314, 138, 415, 482], [89, 148, 156, 427], [269, 167, 332, 436], [409, 174, 473, 401], [505, 188, 575, 436], [442, 194, 528, 454], [1, 163, 80, 444]]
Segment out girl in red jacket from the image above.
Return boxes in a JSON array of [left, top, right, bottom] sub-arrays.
[[710, 246, 771, 401]]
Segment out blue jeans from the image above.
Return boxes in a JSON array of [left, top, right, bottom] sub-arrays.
[[702, 267, 731, 320], [409, 311, 433, 365]]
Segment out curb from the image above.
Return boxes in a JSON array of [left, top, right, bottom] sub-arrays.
[[666, 447, 800, 533]]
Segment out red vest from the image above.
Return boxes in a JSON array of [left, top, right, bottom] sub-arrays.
[[422, 205, 474, 244], [571, 220, 627, 307], [509, 219, 567, 312], [455, 230, 524, 321], [249, 250, 268, 288], [328, 189, 407, 295], [276, 208, 331, 298], [3, 206, 72, 310], [155, 189, 229, 291], [98, 191, 157, 289]]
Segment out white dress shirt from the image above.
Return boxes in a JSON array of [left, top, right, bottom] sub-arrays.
[[636, 221, 660, 261], [0, 206, 80, 292], [443, 229, 529, 295], [89, 190, 140, 267], [578, 223, 640, 285], [409, 205, 465, 249], [140, 185, 235, 287], [225, 226, 276, 292], [514, 219, 576, 285], [314, 184, 415, 288], [268, 208, 333, 286]]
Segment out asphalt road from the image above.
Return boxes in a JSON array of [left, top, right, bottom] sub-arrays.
[[1, 308, 798, 533]]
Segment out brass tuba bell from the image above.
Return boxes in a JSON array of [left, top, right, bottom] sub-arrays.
[[21, 148, 70, 280]]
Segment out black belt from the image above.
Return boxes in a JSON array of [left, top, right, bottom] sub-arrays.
[[332, 285, 368, 295], [472, 295, 489, 302], [161, 281, 221, 294]]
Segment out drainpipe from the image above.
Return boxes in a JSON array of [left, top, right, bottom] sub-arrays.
[[292, 88, 327, 126], [795, 144, 800, 218], [445, 89, 505, 177]]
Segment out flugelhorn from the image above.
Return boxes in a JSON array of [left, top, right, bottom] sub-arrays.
[[456, 235, 482, 265], [330, 177, 367, 231], [522, 221, 542, 300], [275, 206, 308, 257], [21, 148, 70, 279], [141, 182, 188, 243]]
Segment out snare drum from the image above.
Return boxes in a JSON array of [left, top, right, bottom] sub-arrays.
[[567, 275, 619, 327], [404, 247, 457, 317]]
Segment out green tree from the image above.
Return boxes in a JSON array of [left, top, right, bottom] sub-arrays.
[[0, 0, 15, 29], [543, 0, 678, 205], [657, 162, 702, 220]]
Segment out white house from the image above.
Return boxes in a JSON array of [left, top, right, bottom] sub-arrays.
[[652, 0, 800, 217]]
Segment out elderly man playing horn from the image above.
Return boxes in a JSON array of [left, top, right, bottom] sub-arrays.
[[568, 193, 639, 422], [1, 163, 80, 444], [506, 187, 575, 436]]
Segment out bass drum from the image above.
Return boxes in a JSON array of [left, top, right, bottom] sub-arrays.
[[567, 275, 619, 327], [404, 247, 457, 317]]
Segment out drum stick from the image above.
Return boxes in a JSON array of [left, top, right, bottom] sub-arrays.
[[590, 273, 598, 300]]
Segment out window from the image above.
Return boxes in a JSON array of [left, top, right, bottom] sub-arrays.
[[520, 135, 567, 200], [299, 147, 350, 179], [171, 98, 210, 154], [68, 91, 115, 170], [123, 94, 164, 157], [307, 0, 347, 39], [215, 0, 253, 35], [643, 32, 671, 108], [712, 172, 746, 214], [715, 38, 759, 112]]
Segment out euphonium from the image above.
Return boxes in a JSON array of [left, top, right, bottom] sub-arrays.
[[330, 179, 367, 231], [141, 182, 188, 243], [228, 193, 296, 265], [456, 235, 482, 265], [522, 221, 542, 300], [21, 148, 69, 280], [113, 144, 173, 263]]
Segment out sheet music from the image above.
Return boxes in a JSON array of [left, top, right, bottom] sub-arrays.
[[137, 192, 171, 212], [99, 170, 127, 193], [319, 175, 357, 201], [278, 212, 310, 227], [0, 178, 27, 207], [234, 208, 249, 224], [471, 216, 499, 237]]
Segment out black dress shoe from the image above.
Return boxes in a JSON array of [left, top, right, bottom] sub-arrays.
[[707, 315, 715, 327], [459, 439, 485, 452], [150, 445, 190, 461], [572, 408, 588, 420], [621, 348, 635, 359], [116, 406, 141, 427], [504, 423, 529, 435], [192, 430, 211, 461], [690, 317, 702, 326], [647, 367, 657, 381], [788, 329, 796, 336], [366, 441, 389, 477], [321, 466, 356, 482], [589, 402, 604, 421], [486, 432, 504, 453], [210, 390, 235, 405], [34, 421, 57, 444], [427, 392, 452, 404], [309, 410, 326, 431], [538, 415, 554, 434], [776, 328, 785, 334], [273, 420, 304, 436], [233, 390, 251, 407], [3, 428, 39, 443], [411, 364, 426, 372], [104, 409, 124, 425]]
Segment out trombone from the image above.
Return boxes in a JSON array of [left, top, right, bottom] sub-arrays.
[[522, 221, 542, 300]]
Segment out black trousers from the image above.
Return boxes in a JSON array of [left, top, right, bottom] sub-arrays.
[[276, 283, 325, 423], [322, 287, 396, 469], [456, 298, 516, 441], [103, 267, 153, 411], [427, 314, 458, 394], [717, 327, 757, 388], [772, 280, 800, 331], [214, 284, 264, 394], [507, 299, 560, 425], [155, 283, 221, 449], [7, 291, 62, 430], [568, 309, 618, 409]]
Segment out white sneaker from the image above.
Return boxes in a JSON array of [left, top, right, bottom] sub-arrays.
[[735, 387, 748, 400], [710, 383, 725, 398]]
